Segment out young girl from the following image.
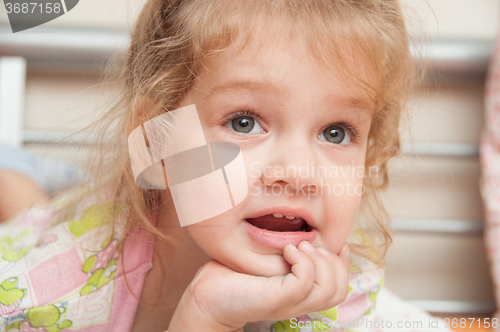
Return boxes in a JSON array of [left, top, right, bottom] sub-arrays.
[[0, 0, 452, 331]]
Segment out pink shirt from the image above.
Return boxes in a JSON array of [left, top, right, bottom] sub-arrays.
[[0, 192, 154, 331]]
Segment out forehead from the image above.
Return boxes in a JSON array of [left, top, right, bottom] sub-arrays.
[[195, 30, 375, 114]]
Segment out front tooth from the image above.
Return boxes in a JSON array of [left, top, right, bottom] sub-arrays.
[[273, 213, 283, 218], [285, 215, 295, 219], [290, 218, 302, 224]]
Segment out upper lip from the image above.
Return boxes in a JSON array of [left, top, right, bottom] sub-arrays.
[[245, 205, 317, 229]]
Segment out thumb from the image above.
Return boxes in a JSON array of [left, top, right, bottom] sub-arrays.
[[339, 244, 350, 271]]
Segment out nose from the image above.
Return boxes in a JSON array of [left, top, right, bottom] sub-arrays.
[[261, 136, 321, 195]]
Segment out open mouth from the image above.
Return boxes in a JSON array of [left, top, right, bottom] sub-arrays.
[[246, 213, 313, 232]]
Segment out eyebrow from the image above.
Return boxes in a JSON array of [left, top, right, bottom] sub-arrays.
[[204, 79, 286, 99], [205, 78, 373, 115], [337, 97, 373, 115]]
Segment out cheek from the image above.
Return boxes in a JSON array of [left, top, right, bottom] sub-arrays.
[[188, 228, 219, 256], [235, 148, 267, 195], [320, 169, 364, 248], [187, 224, 230, 264], [185, 208, 243, 260], [321, 164, 365, 200]]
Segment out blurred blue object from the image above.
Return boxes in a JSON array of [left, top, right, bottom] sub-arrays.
[[0, 143, 81, 193]]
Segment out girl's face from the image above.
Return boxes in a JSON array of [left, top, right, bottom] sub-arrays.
[[173, 33, 374, 277]]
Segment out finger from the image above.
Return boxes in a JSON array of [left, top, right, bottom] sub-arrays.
[[256, 243, 315, 320], [292, 241, 337, 310], [282, 243, 312, 280], [299, 241, 335, 290], [317, 244, 350, 277], [281, 243, 315, 294], [315, 245, 350, 311]]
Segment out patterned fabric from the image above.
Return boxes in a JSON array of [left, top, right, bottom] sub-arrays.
[[480, 31, 500, 332], [0, 191, 154, 331]]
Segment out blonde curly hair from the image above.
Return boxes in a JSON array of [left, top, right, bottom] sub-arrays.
[[62, 0, 419, 271]]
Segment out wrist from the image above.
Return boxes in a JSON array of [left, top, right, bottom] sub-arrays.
[[168, 292, 241, 332]]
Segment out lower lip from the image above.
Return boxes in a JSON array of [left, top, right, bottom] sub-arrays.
[[243, 219, 318, 249]]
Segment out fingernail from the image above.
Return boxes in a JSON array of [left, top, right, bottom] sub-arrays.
[[317, 247, 329, 256], [302, 241, 314, 251], [288, 243, 299, 251]]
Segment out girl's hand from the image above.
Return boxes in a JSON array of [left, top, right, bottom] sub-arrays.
[[168, 241, 350, 332]]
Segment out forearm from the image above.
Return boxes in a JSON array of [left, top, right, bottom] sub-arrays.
[[0, 170, 50, 222]]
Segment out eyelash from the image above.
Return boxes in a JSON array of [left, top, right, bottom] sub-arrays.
[[325, 120, 360, 141], [222, 109, 360, 142], [222, 109, 262, 125], [221, 109, 264, 136]]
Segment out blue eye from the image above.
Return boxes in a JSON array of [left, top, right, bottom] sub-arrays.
[[318, 125, 351, 144], [225, 114, 263, 134]]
